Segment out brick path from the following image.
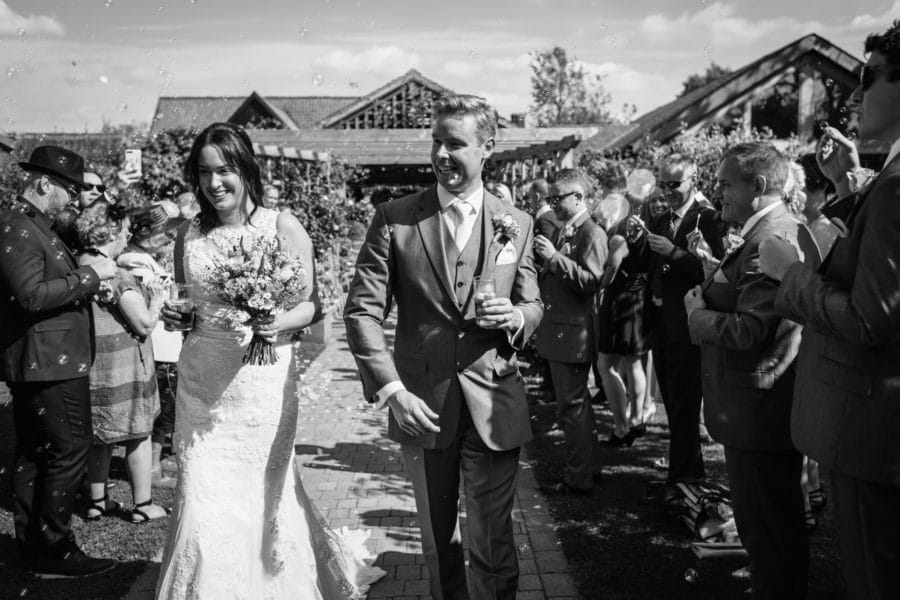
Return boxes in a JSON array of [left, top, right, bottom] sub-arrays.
[[126, 321, 579, 600]]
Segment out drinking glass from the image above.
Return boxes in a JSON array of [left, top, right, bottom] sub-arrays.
[[473, 276, 496, 328], [165, 283, 194, 332]]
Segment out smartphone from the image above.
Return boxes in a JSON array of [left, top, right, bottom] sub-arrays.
[[124, 149, 142, 177]]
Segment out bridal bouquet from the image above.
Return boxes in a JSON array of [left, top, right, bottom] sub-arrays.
[[208, 235, 307, 365]]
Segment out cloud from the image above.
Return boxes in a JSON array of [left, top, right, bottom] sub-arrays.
[[0, 1, 65, 36], [312, 46, 421, 77], [443, 53, 531, 79], [850, 1, 900, 30], [638, 3, 821, 47]]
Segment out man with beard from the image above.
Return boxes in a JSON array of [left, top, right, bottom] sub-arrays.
[[626, 154, 724, 483], [0, 146, 118, 578]]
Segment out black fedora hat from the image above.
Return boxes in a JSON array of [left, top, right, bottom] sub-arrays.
[[18, 145, 88, 190]]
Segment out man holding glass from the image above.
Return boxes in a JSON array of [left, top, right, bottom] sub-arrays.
[[533, 168, 607, 495], [345, 94, 542, 600], [0, 146, 117, 578]]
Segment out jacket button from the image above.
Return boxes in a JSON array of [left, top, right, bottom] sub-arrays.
[[457, 260, 464, 267], [457, 330, 464, 338], [557, 332, 564, 338], [456, 282, 464, 288]]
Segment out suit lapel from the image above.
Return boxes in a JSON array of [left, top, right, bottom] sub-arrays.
[[475, 192, 502, 280], [416, 186, 458, 309]]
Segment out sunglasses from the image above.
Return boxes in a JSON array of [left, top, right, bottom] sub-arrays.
[[85, 183, 107, 193], [860, 64, 900, 91], [657, 179, 689, 191], [548, 191, 581, 206]]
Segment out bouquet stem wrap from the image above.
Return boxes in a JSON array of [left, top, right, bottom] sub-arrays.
[[244, 312, 279, 366]]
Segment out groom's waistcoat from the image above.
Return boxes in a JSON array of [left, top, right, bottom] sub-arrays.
[[443, 208, 485, 312]]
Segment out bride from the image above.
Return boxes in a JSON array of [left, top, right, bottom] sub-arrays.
[[156, 122, 384, 599]]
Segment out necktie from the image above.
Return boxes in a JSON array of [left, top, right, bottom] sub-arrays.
[[449, 202, 469, 251], [668, 212, 679, 238]]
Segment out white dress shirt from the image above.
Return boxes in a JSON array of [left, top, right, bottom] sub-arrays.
[[740, 200, 782, 238]]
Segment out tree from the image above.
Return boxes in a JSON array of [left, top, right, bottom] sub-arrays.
[[529, 46, 613, 126], [679, 63, 733, 97]]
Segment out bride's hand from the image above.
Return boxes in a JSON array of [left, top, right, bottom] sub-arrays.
[[252, 315, 281, 343]]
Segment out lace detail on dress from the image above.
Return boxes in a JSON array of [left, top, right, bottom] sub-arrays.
[[157, 207, 384, 600]]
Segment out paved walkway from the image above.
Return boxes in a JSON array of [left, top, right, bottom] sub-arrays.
[[126, 321, 578, 600]]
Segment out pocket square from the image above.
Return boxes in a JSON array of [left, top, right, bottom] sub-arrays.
[[496, 242, 518, 265]]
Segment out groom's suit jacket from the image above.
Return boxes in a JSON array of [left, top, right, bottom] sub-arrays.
[[344, 186, 543, 451], [776, 156, 900, 486]]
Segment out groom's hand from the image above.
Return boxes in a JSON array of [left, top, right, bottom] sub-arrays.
[[476, 297, 521, 333], [387, 390, 440, 437]]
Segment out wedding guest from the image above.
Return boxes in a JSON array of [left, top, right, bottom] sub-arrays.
[[0, 145, 117, 578], [485, 180, 514, 206], [75, 201, 169, 522], [119, 204, 185, 489], [596, 203, 652, 447], [625, 154, 724, 483], [798, 153, 840, 259], [528, 178, 561, 239], [534, 168, 608, 493], [685, 143, 810, 599], [79, 169, 108, 207], [760, 20, 900, 598], [345, 95, 542, 599]]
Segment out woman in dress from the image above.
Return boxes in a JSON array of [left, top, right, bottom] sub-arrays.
[[595, 196, 653, 447], [75, 201, 169, 522], [156, 123, 384, 599]]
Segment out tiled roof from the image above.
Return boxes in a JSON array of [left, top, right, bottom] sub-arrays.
[[150, 96, 357, 134], [589, 34, 863, 152]]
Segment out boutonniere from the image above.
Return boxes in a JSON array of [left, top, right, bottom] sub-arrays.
[[482, 212, 521, 279], [722, 231, 745, 257]]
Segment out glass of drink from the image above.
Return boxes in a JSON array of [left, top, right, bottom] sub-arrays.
[[473, 276, 496, 328], [166, 283, 194, 332]]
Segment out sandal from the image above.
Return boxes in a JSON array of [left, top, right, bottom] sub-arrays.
[[808, 488, 828, 512], [131, 500, 170, 523], [85, 494, 122, 521]]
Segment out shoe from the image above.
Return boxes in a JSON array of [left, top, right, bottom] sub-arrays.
[[543, 425, 566, 440], [629, 423, 647, 438], [590, 390, 606, 405], [131, 500, 171, 523], [158, 456, 178, 475], [808, 488, 828, 512], [84, 494, 122, 521], [28, 548, 114, 579], [598, 430, 637, 447], [539, 482, 593, 497]]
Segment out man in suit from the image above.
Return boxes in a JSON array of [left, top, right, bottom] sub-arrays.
[[344, 94, 543, 600], [760, 21, 900, 599], [533, 168, 607, 494], [685, 143, 811, 599], [527, 178, 560, 240], [0, 146, 118, 578], [626, 154, 724, 483]]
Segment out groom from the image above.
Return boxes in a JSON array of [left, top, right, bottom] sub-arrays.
[[344, 94, 542, 600]]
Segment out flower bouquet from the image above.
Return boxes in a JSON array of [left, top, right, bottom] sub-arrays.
[[208, 235, 307, 365]]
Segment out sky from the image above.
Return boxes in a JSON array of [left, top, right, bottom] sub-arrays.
[[1, 0, 898, 133]]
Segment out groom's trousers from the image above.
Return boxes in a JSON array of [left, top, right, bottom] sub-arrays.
[[402, 399, 520, 600]]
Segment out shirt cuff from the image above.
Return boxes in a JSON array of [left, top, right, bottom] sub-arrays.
[[372, 380, 405, 410], [506, 308, 525, 345]]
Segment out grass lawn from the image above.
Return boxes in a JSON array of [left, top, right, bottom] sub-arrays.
[[524, 369, 845, 600], [0, 337, 324, 600]]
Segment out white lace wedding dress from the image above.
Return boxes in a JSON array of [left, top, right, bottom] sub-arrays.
[[156, 209, 384, 600]]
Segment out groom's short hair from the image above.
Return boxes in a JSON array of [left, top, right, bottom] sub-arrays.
[[433, 94, 498, 144]]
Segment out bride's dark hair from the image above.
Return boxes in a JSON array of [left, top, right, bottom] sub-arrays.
[[184, 122, 266, 233]]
